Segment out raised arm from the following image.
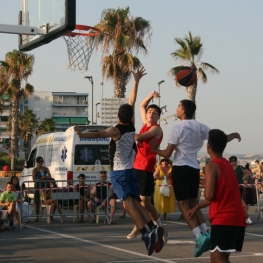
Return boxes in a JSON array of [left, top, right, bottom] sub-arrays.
[[140, 91, 160, 124], [129, 67, 147, 124], [75, 126, 120, 140], [227, 132, 241, 142]]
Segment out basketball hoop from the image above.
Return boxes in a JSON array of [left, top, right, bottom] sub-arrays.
[[62, 24, 100, 71]]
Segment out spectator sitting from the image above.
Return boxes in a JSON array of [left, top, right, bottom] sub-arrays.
[[74, 174, 90, 223], [40, 179, 65, 222], [10, 175, 32, 224], [88, 171, 116, 224], [0, 182, 16, 230]]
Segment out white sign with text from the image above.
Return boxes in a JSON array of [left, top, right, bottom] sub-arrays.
[[100, 98, 129, 126]]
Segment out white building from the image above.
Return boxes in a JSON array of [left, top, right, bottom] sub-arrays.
[[0, 91, 90, 151], [24, 91, 89, 131]]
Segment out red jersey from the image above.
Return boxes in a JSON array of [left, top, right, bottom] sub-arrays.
[[133, 124, 163, 173], [209, 158, 246, 227]]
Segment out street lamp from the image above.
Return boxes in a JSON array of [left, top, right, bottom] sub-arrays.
[[84, 76, 93, 125], [158, 80, 165, 109], [100, 79, 104, 99], [96, 102, 100, 124]]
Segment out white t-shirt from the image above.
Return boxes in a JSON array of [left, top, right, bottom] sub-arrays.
[[168, 119, 210, 169]]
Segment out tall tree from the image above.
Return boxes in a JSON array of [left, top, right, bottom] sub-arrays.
[[0, 50, 35, 170], [7, 110, 38, 160], [170, 31, 219, 103], [38, 118, 56, 135], [94, 7, 151, 98]]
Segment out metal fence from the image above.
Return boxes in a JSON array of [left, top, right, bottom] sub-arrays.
[[21, 179, 113, 224]]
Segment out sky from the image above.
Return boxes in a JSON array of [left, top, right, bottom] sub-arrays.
[[0, 0, 263, 155]]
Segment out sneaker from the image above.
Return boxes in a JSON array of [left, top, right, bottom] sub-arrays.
[[154, 226, 164, 253], [203, 231, 211, 251], [142, 231, 155, 256], [9, 225, 16, 231], [0, 219, 4, 230], [163, 224, 168, 245], [246, 217, 253, 225], [127, 225, 140, 239], [194, 233, 210, 257]]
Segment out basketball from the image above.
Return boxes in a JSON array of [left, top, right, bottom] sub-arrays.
[[176, 67, 197, 87]]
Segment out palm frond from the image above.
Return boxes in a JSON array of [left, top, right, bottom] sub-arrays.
[[197, 68, 207, 83], [200, 62, 219, 74]]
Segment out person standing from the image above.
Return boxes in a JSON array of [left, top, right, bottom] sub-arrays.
[[188, 129, 246, 263], [75, 68, 164, 256], [154, 158, 176, 221], [32, 156, 51, 222], [229, 156, 253, 225], [150, 99, 241, 257]]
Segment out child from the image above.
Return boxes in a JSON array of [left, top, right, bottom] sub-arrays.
[[188, 129, 246, 262], [0, 182, 17, 230]]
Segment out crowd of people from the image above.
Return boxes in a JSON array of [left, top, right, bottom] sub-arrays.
[[1, 67, 262, 261]]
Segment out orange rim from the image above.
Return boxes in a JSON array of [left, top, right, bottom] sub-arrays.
[[65, 24, 100, 37]]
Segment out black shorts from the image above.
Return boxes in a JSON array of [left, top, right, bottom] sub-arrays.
[[135, 169, 154, 196], [211, 225, 245, 253], [172, 165, 200, 201]]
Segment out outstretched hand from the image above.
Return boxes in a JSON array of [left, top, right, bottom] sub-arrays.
[[235, 132, 241, 142], [131, 67, 147, 82], [150, 91, 160, 99]]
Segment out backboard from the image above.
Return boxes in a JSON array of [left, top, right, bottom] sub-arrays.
[[19, 0, 76, 51]]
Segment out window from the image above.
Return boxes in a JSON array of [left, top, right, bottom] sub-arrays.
[[74, 144, 109, 165], [34, 96, 40, 101], [45, 96, 50, 100]]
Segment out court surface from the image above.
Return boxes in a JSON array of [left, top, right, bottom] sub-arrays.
[[1, 201, 263, 263]]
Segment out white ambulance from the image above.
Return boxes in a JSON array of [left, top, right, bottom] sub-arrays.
[[20, 125, 111, 187]]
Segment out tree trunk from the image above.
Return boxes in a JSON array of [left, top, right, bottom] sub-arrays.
[[186, 83, 197, 119], [10, 96, 20, 170]]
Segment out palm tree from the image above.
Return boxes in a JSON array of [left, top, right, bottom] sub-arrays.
[[94, 7, 152, 98], [170, 31, 219, 103], [19, 110, 38, 160], [0, 49, 35, 170], [38, 118, 56, 135], [7, 110, 38, 160]]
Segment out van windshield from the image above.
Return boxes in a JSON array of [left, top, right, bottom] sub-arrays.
[[74, 144, 109, 165]]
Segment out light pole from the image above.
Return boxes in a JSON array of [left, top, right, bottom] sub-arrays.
[[158, 80, 165, 109], [96, 102, 100, 124], [100, 79, 104, 99], [84, 76, 93, 125]]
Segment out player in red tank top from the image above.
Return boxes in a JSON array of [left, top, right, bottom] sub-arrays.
[[127, 76, 165, 252], [188, 129, 246, 262]]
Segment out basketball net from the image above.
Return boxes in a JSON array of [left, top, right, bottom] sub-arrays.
[[62, 25, 100, 71]]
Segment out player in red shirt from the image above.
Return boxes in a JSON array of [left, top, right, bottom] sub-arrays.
[[188, 129, 246, 262]]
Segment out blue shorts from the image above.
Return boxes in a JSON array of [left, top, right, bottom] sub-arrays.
[[110, 168, 140, 203]]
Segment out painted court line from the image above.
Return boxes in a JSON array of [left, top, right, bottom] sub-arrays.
[[27, 225, 176, 263]]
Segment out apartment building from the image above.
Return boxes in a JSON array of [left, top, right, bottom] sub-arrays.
[[0, 91, 89, 145]]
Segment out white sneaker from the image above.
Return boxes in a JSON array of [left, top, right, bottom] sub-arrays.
[[246, 217, 253, 225], [163, 224, 168, 245], [127, 225, 140, 239]]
